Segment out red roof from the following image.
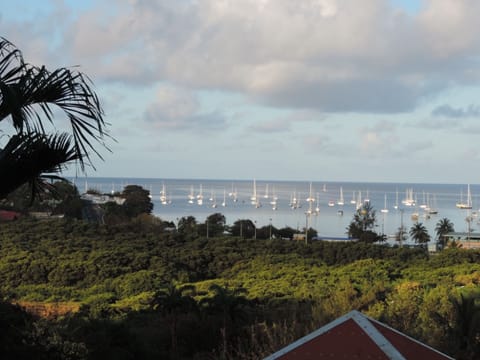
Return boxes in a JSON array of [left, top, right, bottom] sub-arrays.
[[264, 310, 453, 360], [0, 210, 20, 221]]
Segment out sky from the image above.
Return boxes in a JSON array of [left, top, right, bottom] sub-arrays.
[[1, 0, 480, 184]]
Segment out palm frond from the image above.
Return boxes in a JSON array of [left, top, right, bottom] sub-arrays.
[[0, 132, 80, 199], [0, 37, 110, 171]]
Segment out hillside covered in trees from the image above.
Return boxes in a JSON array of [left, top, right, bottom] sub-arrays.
[[0, 217, 479, 359]]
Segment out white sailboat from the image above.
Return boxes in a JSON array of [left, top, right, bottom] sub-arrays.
[[197, 184, 204, 205], [264, 183, 269, 199], [188, 185, 195, 204], [290, 190, 301, 209], [428, 194, 438, 215], [356, 190, 362, 210], [305, 183, 315, 214], [350, 190, 356, 205], [221, 189, 227, 207], [456, 184, 473, 209], [160, 183, 168, 205], [393, 189, 399, 210], [306, 182, 315, 203], [210, 188, 217, 208], [381, 193, 389, 213], [270, 186, 278, 210], [251, 179, 261, 208], [402, 188, 415, 207], [364, 189, 370, 203], [337, 186, 344, 206], [419, 191, 427, 209], [315, 193, 320, 214]]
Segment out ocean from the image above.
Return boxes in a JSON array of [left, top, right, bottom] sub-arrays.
[[71, 177, 480, 244]]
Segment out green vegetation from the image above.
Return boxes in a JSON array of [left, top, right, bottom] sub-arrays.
[[0, 217, 479, 359]]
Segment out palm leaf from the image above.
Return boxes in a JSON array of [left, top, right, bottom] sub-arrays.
[[0, 132, 79, 199], [0, 37, 110, 171]]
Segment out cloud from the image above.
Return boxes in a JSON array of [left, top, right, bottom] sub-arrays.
[[4, 0, 480, 115], [248, 119, 291, 133], [144, 86, 227, 132], [431, 104, 480, 118]]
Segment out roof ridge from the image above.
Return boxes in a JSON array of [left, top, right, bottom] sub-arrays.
[[349, 310, 406, 360], [364, 313, 455, 360]]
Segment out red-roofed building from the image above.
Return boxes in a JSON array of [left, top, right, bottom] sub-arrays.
[[0, 210, 20, 221], [264, 310, 453, 360]]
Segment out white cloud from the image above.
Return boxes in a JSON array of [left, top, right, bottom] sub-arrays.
[[4, 0, 480, 115], [144, 86, 227, 131]]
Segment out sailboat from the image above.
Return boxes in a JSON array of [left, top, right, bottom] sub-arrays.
[[251, 179, 261, 208], [381, 193, 389, 213], [305, 183, 315, 215], [456, 184, 473, 209], [419, 191, 427, 209], [290, 190, 297, 209], [306, 182, 315, 203], [210, 188, 217, 208], [350, 190, 356, 205], [160, 183, 168, 205], [264, 184, 269, 199], [428, 194, 438, 214], [315, 193, 320, 214], [402, 188, 415, 207], [356, 190, 362, 210], [221, 189, 227, 207], [337, 186, 344, 206], [197, 184, 204, 205], [364, 189, 370, 203], [270, 186, 278, 210], [188, 185, 195, 204], [393, 189, 399, 210]]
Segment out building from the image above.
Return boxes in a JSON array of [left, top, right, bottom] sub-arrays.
[[264, 310, 453, 360], [312, 236, 358, 242], [0, 210, 21, 221], [443, 232, 480, 249]]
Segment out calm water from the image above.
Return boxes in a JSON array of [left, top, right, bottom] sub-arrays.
[[72, 177, 480, 243]]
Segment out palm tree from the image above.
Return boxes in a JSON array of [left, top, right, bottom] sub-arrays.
[[435, 218, 455, 249], [347, 202, 380, 242], [201, 284, 248, 358], [149, 283, 197, 358], [0, 37, 109, 199], [409, 222, 430, 245], [449, 293, 480, 358]]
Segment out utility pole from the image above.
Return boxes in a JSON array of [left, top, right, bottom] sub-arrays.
[[305, 212, 309, 245], [269, 218, 272, 239], [399, 209, 404, 248]]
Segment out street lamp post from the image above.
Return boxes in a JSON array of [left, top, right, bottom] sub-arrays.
[[305, 212, 309, 245], [269, 218, 272, 239], [399, 209, 404, 248]]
